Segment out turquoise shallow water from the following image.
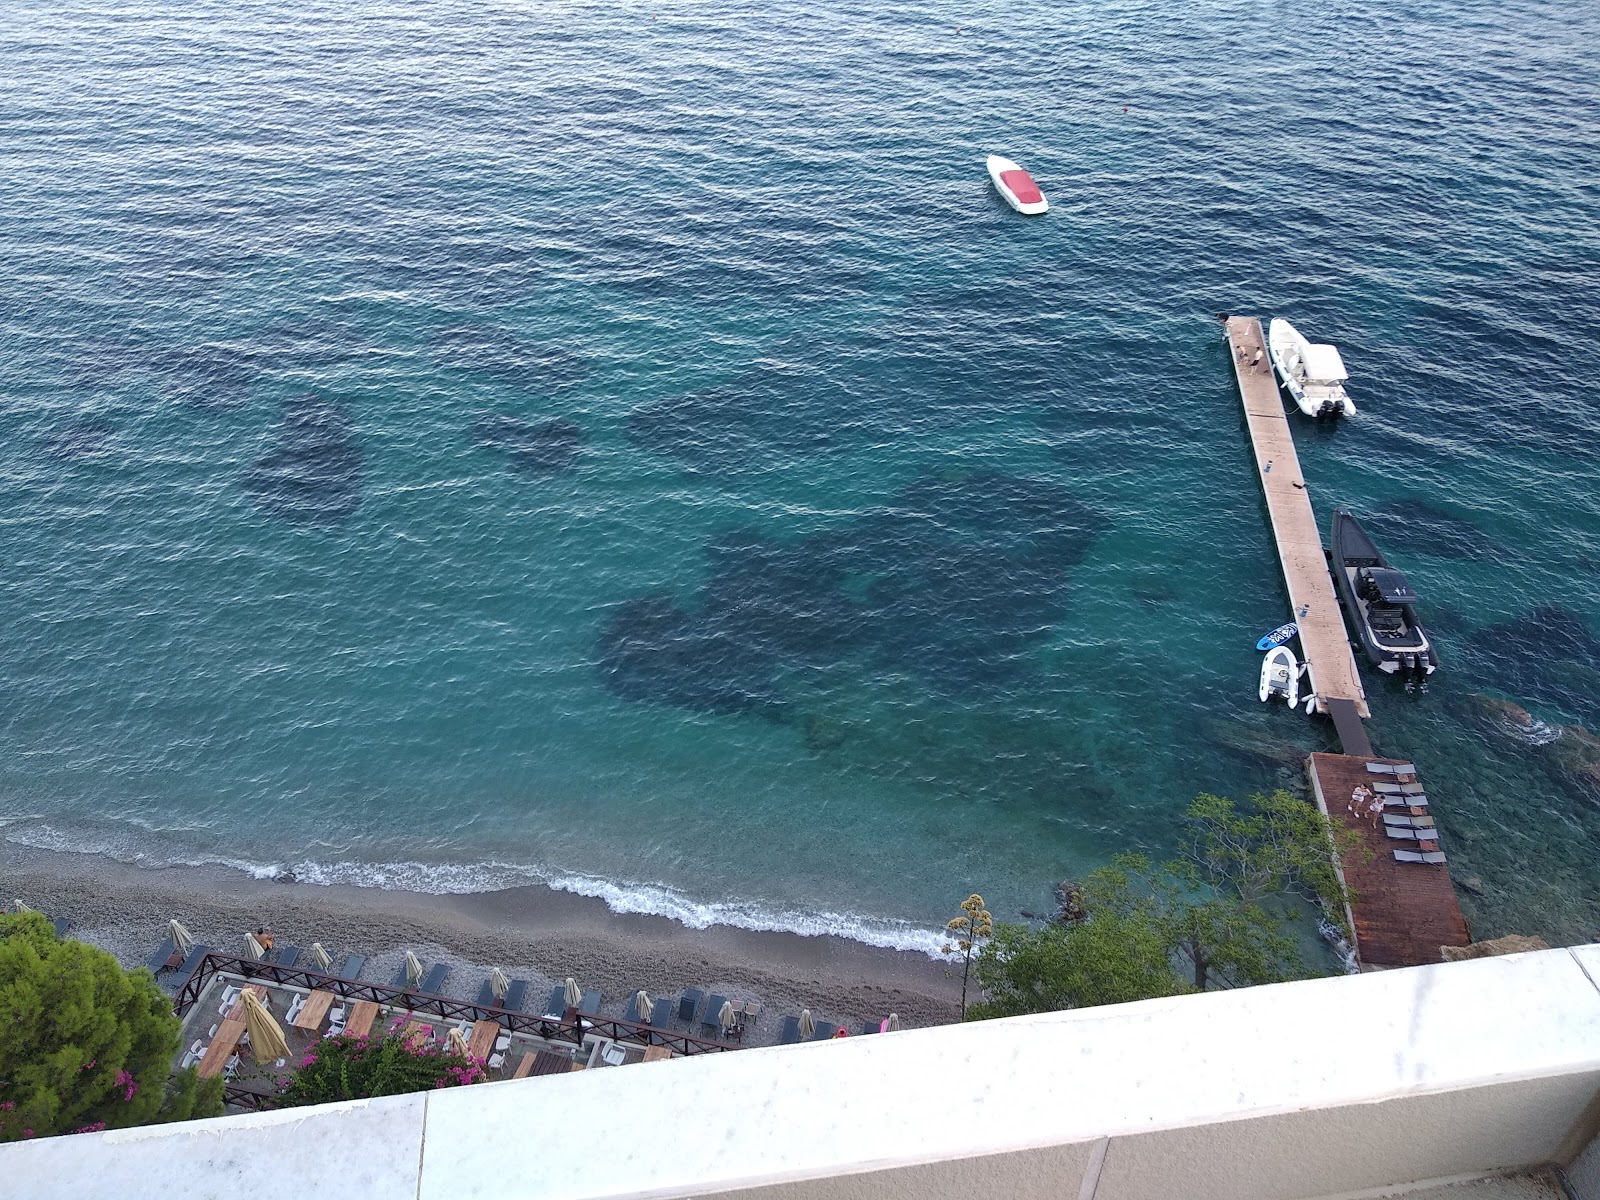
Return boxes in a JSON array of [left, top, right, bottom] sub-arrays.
[[2, 0, 1598, 950]]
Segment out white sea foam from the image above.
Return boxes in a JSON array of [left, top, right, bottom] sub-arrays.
[[1, 820, 949, 958]]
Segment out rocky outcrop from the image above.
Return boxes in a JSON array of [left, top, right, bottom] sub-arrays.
[[1440, 934, 1551, 961]]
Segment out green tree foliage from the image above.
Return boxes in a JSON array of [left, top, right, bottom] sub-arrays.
[[157, 1067, 225, 1125], [0, 911, 197, 1141], [276, 1028, 486, 1107], [966, 790, 1358, 1019]]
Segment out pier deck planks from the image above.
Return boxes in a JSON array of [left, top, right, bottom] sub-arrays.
[[1225, 316, 1369, 718], [1307, 753, 1469, 967]]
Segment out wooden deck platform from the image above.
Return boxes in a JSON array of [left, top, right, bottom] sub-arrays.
[[1226, 317, 1369, 719], [1307, 752, 1469, 967]]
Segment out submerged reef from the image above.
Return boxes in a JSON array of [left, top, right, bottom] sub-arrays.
[[244, 395, 363, 527], [597, 471, 1107, 715]]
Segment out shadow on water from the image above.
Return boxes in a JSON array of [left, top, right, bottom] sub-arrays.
[[597, 471, 1107, 715], [42, 416, 116, 461], [472, 414, 583, 477], [243, 395, 363, 527], [1361, 497, 1508, 562], [1465, 606, 1600, 728]]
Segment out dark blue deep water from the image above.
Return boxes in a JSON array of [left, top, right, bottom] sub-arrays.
[[2, 0, 1598, 949]]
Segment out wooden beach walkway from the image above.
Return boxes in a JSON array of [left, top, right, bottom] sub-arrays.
[[1225, 316, 1369, 720], [1306, 753, 1469, 966]]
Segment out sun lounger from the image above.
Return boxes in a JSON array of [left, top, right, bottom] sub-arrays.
[[1364, 762, 1397, 774], [678, 988, 704, 1024], [701, 993, 728, 1037], [1370, 782, 1404, 793], [649, 998, 672, 1029], [274, 945, 301, 968], [578, 989, 602, 1017], [419, 964, 449, 994], [338, 954, 366, 980], [475, 980, 496, 1007], [176, 944, 211, 978], [52, 916, 71, 938], [1393, 849, 1448, 865], [778, 1015, 801, 1045], [1399, 782, 1426, 794], [859, 1020, 880, 1035], [1388, 762, 1416, 774], [813, 1022, 840, 1040], [1385, 826, 1422, 840], [543, 986, 566, 1018], [503, 980, 528, 1012], [1382, 794, 1427, 809], [146, 937, 179, 975]]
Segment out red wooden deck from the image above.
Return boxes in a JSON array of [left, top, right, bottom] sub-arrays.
[[1308, 752, 1469, 967]]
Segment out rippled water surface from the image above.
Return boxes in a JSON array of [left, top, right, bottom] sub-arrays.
[[2, 0, 1598, 949]]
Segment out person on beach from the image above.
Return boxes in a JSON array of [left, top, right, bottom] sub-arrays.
[[1349, 785, 1371, 818], [256, 925, 275, 954], [1251, 348, 1265, 371], [1366, 792, 1386, 827]]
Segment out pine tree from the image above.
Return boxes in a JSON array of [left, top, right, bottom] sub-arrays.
[[0, 911, 200, 1140]]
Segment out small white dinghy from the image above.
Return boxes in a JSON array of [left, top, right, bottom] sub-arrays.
[[986, 155, 1048, 215], [1259, 644, 1300, 708], [1268, 318, 1356, 418]]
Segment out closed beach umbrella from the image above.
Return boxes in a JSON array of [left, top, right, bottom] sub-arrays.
[[168, 920, 194, 957], [885, 1013, 900, 1032], [634, 989, 652, 1022], [797, 1009, 815, 1040], [718, 1000, 736, 1033], [245, 932, 267, 960], [309, 942, 334, 971], [491, 968, 511, 1001], [404, 951, 424, 988], [446, 1028, 470, 1058], [563, 976, 581, 1010], [241, 990, 290, 1064], [13, 900, 35, 914]]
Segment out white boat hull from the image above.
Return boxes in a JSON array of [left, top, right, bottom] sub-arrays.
[[1259, 645, 1300, 707], [986, 154, 1048, 215], [1268, 318, 1356, 418]]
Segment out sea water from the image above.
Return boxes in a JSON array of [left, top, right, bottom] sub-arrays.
[[1, 0, 1597, 952]]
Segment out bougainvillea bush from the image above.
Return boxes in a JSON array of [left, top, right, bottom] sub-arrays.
[[276, 1025, 486, 1107]]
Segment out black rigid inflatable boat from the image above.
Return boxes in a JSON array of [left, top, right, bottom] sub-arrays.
[[1329, 507, 1438, 677]]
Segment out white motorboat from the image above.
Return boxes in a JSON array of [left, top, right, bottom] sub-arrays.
[[1268, 318, 1356, 418], [1259, 645, 1300, 708], [986, 155, 1048, 215]]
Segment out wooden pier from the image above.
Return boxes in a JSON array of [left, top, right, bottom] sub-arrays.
[[1307, 753, 1469, 966], [1225, 316, 1369, 719]]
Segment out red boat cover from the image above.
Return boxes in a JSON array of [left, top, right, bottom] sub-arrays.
[[1000, 169, 1043, 204]]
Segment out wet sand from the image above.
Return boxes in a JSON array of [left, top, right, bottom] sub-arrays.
[[0, 841, 963, 1042]]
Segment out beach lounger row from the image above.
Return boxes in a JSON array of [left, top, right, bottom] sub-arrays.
[[1394, 849, 1447, 865], [1382, 813, 1436, 831], [474, 978, 530, 1011], [1365, 761, 1416, 775]]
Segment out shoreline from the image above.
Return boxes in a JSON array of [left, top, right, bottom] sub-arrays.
[[0, 840, 964, 1042]]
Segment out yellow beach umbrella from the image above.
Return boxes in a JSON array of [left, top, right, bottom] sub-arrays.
[[245, 932, 267, 960], [241, 990, 290, 1064], [718, 1000, 736, 1034], [797, 1009, 815, 1040], [563, 977, 581, 1010], [634, 990, 652, 1022], [404, 951, 424, 988], [885, 1012, 900, 1032], [446, 1028, 470, 1058], [490, 968, 511, 1001], [309, 942, 334, 971], [168, 920, 194, 957]]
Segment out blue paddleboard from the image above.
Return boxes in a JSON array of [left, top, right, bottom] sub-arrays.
[[1256, 622, 1298, 652]]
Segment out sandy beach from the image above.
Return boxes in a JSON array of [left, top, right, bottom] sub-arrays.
[[0, 841, 963, 1043]]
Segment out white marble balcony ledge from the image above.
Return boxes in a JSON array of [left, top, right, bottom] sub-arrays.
[[7, 945, 1600, 1200]]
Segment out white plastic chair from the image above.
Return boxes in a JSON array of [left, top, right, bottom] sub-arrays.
[[488, 1052, 506, 1070], [494, 1034, 511, 1052]]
